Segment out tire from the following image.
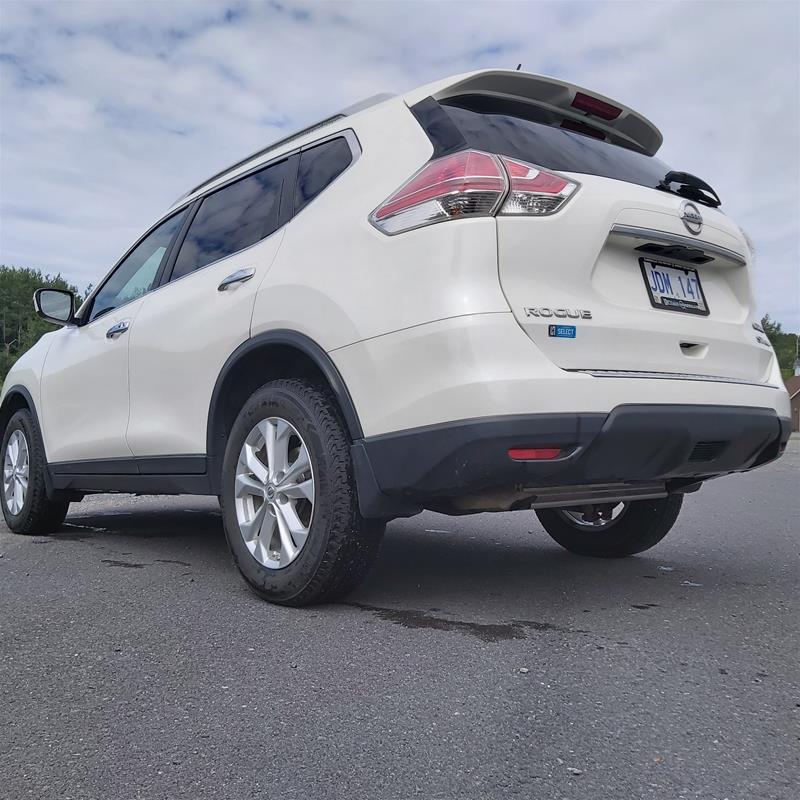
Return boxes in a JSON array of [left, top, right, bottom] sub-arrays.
[[219, 379, 385, 606], [536, 495, 683, 558], [1, 409, 70, 535]]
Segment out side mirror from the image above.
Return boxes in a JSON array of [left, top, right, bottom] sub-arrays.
[[33, 288, 76, 326]]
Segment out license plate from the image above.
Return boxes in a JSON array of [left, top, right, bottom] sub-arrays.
[[639, 258, 709, 316]]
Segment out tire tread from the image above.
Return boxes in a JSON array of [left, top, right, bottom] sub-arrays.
[[220, 379, 383, 606]]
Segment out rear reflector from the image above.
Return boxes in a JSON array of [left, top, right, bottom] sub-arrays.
[[370, 149, 507, 234], [508, 447, 562, 461], [571, 91, 622, 120]]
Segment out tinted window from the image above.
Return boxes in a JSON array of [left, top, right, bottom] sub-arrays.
[[421, 100, 672, 190], [295, 137, 352, 213], [89, 208, 188, 322], [171, 159, 287, 281]]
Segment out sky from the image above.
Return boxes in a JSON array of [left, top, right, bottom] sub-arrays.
[[1, 0, 798, 328]]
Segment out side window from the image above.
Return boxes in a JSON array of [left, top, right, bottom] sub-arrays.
[[88, 208, 188, 322], [170, 158, 287, 281], [295, 137, 353, 214]]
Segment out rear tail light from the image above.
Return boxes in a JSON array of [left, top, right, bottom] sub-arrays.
[[370, 149, 578, 234], [497, 156, 578, 217], [370, 150, 507, 234]]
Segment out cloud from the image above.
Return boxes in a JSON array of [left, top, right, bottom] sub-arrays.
[[0, 0, 798, 326]]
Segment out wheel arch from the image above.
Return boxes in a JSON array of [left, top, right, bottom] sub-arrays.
[[0, 385, 39, 441], [206, 330, 363, 492], [0, 384, 57, 497]]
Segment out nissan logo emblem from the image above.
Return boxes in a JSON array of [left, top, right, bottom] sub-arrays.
[[680, 200, 703, 235]]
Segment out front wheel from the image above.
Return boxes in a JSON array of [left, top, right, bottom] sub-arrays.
[[219, 379, 384, 606], [2, 409, 70, 534], [536, 495, 683, 558]]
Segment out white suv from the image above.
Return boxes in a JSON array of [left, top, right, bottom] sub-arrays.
[[1, 71, 791, 605]]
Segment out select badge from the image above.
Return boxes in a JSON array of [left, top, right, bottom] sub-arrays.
[[548, 324, 576, 339]]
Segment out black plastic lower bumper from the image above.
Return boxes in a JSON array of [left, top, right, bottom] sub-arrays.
[[352, 405, 791, 518]]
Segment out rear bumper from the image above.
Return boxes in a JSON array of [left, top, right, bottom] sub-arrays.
[[353, 404, 791, 518], [330, 313, 790, 438]]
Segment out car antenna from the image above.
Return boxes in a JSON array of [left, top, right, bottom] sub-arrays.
[[516, 63, 522, 71]]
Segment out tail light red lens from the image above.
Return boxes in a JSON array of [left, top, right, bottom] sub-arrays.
[[497, 156, 578, 217], [370, 149, 578, 234], [370, 150, 507, 234]]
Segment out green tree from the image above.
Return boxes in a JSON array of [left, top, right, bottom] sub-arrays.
[[0, 265, 79, 385], [761, 314, 798, 380]]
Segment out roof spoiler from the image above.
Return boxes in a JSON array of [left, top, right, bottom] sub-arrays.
[[404, 70, 663, 157]]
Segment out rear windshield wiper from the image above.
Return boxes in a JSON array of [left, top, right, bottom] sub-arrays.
[[656, 171, 721, 208]]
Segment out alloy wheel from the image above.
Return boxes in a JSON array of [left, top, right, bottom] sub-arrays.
[[234, 417, 315, 569], [3, 430, 30, 516]]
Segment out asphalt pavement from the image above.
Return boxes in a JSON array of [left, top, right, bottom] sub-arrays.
[[1, 438, 798, 800]]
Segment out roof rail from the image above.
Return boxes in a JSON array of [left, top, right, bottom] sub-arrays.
[[173, 92, 395, 205]]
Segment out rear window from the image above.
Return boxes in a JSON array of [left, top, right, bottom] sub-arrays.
[[414, 97, 672, 191]]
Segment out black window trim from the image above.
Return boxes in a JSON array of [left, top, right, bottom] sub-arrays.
[[78, 128, 361, 323]]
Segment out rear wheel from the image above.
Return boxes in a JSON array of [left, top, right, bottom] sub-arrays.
[[536, 495, 683, 558], [219, 379, 384, 606], [1, 409, 70, 535]]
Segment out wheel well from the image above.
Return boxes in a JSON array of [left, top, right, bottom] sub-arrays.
[[206, 337, 362, 490], [0, 390, 31, 440]]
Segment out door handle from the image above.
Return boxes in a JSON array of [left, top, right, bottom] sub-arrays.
[[106, 319, 131, 339], [218, 267, 256, 291]]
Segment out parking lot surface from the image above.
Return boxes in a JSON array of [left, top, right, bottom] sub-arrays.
[[1, 438, 798, 800]]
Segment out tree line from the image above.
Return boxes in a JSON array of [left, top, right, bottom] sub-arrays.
[[0, 264, 797, 385]]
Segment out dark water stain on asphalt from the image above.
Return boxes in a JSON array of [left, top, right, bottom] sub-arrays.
[[101, 559, 146, 569], [348, 603, 585, 643]]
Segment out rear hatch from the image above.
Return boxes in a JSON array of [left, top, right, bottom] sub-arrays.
[[410, 73, 771, 385]]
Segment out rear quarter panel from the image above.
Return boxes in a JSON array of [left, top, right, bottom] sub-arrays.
[[251, 100, 509, 350]]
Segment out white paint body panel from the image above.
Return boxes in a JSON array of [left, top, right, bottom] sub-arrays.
[[495, 174, 773, 384], [0, 334, 54, 438], [331, 313, 790, 438], [126, 229, 285, 456], [39, 302, 145, 462]]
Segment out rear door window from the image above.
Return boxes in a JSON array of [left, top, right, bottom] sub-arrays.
[[294, 137, 352, 214], [171, 158, 288, 281]]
